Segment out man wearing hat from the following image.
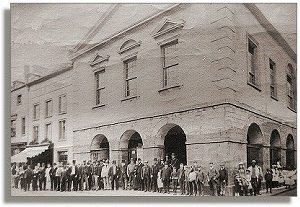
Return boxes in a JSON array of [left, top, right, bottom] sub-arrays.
[[136, 158, 144, 191], [127, 158, 136, 190], [170, 153, 180, 170], [218, 163, 228, 196], [207, 162, 219, 196], [151, 158, 160, 192], [120, 160, 128, 190], [142, 161, 151, 192], [108, 160, 120, 190], [247, 160, 260, 196], [101, 160, 109, 190]]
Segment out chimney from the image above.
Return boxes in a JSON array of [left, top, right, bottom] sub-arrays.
[[24, 65, 30, 83]]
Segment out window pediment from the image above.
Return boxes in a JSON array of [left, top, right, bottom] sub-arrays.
[[118, 39, 141, 54], [90, 54, 109, 66], [152, 19, 184, 39]]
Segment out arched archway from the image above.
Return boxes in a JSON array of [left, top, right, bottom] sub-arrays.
[[286, 134, 295, 169], [270, 129, 281, 167], [90, 134, 109, 162], [247, 123, 263, 167], [156, 123, 187, 165], [120, 130, 143, 163]]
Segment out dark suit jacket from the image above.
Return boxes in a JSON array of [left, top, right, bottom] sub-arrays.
[[142, 165, 151, 178], [161, 167, 172, 181], [108, 165, 120, 177]]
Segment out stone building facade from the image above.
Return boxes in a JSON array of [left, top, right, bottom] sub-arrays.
[[70, 3, 297, 178], [11, 3, 296, 187]]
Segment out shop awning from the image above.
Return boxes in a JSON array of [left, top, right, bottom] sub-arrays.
[[11, 145, 49, 163]]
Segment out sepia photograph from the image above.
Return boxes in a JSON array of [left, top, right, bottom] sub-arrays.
[[9, 2, 297, 197]]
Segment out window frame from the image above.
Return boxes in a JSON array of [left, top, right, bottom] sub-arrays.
[[160, 39, 179, 88], [94, 68, 106, 107], [247, 34, 261, 91], [21, 116, 26, 135], [45, 99, 53, 118], [45, 122, 52, 141], [58, 94, 67, 114], [33, 125, 39, 143], [123, 56, 138, 98], [58, 119, 66, 141], [33, 103, 40, 120], [269, 59, 277, 100], [287, 64, 296, 111]]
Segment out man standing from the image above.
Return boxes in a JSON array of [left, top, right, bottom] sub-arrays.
[[207, 162, 219, 196], [247, 160, 260, 196], [69, 160, 78, 191], [120, 160, 128, 190], [196, 165, 205, 196], [161, 163, 172, 193], [108, 160, 120, 190], [218, 163, 228, 196], [39, 163, 46, 190], [142, 161, 151, 192], [50, 163, 57, 191], [136, 158, 144, 191], [101, 160, 110, 190], [127, 158, 136, 190], [151, 158, 160, 192], [170, 153, 180, 170], [178, 163, 186, 195]]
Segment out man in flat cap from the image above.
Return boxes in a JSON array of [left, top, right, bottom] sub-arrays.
[[170, 153, 180, 170], [127, 158, 136, 190]]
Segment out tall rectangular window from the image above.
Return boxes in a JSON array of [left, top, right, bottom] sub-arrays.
[[21, 117, 25, 135], [33, 126, 39, 142], [248, 38, 258, 86], [287, 64, 296, 110], [161, 39, 179, 87], [45, 99, 53, 117], [59, 120, 66, 140], [33, 104, 40, 120], [95, 70, 105, 105], [269, 59, 277, 98], [58, 95, 67, 114], [45, 123, 52, 140], [124, 57, 137, 97], [11, 120, 16, 138]]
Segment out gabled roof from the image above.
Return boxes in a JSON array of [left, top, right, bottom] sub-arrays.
[[71, 4, 180, 60]]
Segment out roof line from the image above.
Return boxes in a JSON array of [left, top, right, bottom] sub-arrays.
[[72, 4, 120, 53], [70, 3, 181, 60], [244, 3, 296, 62]]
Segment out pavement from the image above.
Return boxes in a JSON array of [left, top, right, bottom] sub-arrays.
[[11, 185, 297, 197]]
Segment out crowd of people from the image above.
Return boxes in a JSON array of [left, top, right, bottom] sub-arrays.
[[11, 153, 297, 196]]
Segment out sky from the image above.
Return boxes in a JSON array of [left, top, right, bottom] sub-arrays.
[[10, 3, 297, 82]]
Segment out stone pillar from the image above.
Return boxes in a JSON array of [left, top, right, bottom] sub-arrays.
[[261, 146, 270, 173]]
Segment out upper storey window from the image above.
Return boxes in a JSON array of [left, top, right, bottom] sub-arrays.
[[124, 56, 138, 98], [269, 59, 277, 99], [247, 37, 259, 87], [161, 39, 179, 87], [17, 94, 22, 105], [287, 64, 296, 110]]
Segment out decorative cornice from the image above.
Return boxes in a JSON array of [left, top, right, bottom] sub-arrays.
[[90, 54, 110, 66], [118, 41, 141, 54], [152, 19, 185, 39]]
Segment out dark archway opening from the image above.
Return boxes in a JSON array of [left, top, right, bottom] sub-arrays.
[[128, 132, 143, 162], [270, 130, 281, 167], [286, 135, 295, 170], [90, 135, 109, 162], [164, 125, 187, 165], [247, 123, 263, 167]]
